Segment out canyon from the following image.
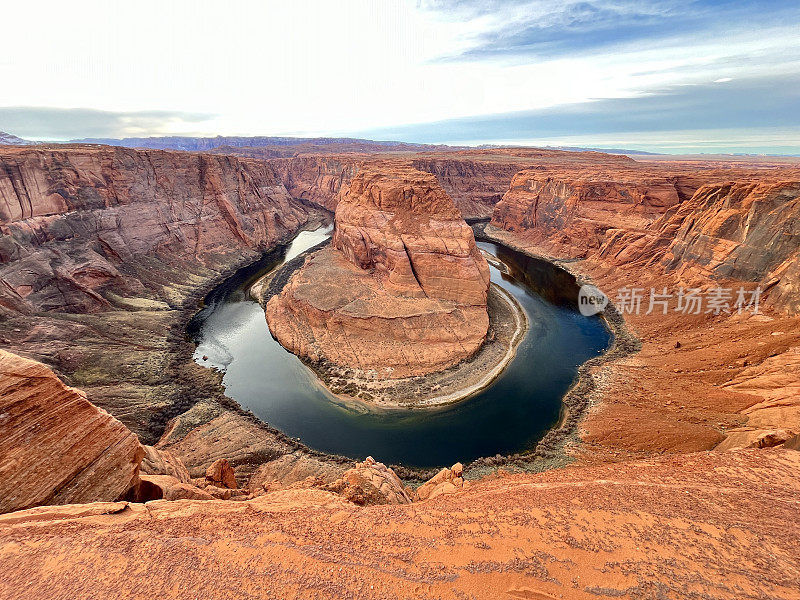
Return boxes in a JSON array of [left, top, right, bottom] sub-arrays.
[[0, 140, 799, 598]]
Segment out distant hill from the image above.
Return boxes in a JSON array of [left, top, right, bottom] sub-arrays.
[[549, 145, 662, 156], [0, 131, 35, 146], [476, 143, 661, 156], [70, 135, 460, 153]]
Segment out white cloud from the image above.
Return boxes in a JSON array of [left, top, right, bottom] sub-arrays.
[[0, 0, 798, 140]]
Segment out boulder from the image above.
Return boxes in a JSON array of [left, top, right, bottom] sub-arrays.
[[753, 429, 797, 449], [204, 485, 233, 500], [205, 458, 237, 489], [247, 452, 346, 492], [128, 475, 214, 502], [415, 462, 468, 501], [324, 456, 412, 505]]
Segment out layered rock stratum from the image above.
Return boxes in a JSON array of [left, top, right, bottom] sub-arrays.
[[0, 145, 308, 313], [266, 166, 491, 379], [0, 349, 143, 513], [484, 158, 800, 463], [491, 165, 800, 313], [263, 147, 640, 219], [658, 181, 800, 314]]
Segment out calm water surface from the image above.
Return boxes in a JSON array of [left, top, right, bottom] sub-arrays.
[[190, 227, 611, 468]]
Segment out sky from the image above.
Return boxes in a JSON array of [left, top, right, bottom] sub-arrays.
[[1, 0, 799, 153]]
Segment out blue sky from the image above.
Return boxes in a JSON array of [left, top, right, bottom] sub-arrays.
[[1, 0, 798, 153]]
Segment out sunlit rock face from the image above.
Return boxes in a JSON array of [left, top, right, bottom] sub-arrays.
[[267, 166, 490, 380], [489, 166, 800, 315], [657, 181, 800, 315], [490, 167, 702, 259], [332, 167, 490, 306]]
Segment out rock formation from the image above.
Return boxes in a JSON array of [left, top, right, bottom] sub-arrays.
[[658, 181, 800, 314], [205, 458, 238, 489], [410, 157, 532, 218], [1, 448, 798, 599], [490, 166, 702, 256], [140, 445, 192, 482], [262, 149, 632, 219], [323, 456, 412, 505], [0, 349, 144, 514], [1, 142, 800, 598], [128, 474, 216, 502], [584, 179, 800, 316], [414, 462, 468, 500], [484, 159, 800, 461], [266, 166, 490, 379], [490, 167, 800, 315], [267, 155, 362, 212], [0, 145, 349, 486]]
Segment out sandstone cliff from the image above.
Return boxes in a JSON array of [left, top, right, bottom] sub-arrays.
[[409, 157, 529, 218], [267, 155, 361, 212], [332, 168, 490, 304], [490, 166, 800, 314], [658, 181, 800, 314], [0, 145, 309, 314], [264, 151, 575, 219], [0, 145, 352, 486], [490, 166, 702, 256], [266, 166, 490, 379], [484, 159, 800, 462], [0, 348, 405, 511], [586, 179, 800, 316]]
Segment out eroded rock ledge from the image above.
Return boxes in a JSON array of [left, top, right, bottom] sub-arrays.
[[266, 166, 495, 389]]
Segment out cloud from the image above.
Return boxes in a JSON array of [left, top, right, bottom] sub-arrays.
[[0, 107, 215, 141], [1, 1, 797, 149], [357, 73, 800, 153], [419, 0, 800, 60]]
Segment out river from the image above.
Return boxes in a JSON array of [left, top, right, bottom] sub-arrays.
[[189, 226, 611, 468]]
